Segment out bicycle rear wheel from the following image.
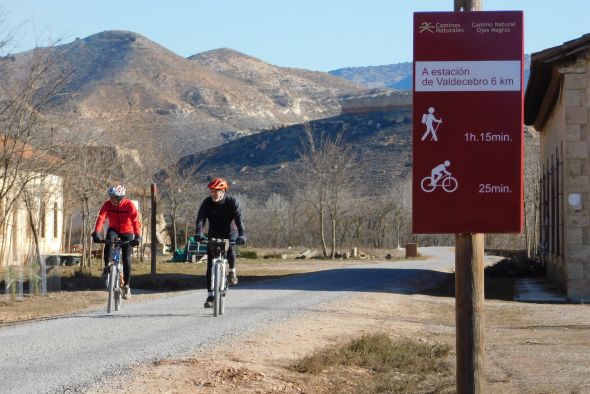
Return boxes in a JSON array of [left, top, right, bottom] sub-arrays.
[[421, 177, 436, 192], [107, 266, 115, 313], [213, 261, 222, 317]]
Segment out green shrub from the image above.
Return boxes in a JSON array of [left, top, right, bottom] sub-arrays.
[[239, 249, 258, 259]]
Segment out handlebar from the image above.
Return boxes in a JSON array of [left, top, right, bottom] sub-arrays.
[[198, 237, 236, 246], [96, 238, 131, 247]]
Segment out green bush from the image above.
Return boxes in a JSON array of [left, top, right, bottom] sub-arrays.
[[239, 249, 258, 259]]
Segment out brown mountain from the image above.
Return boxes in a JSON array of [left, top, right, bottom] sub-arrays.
[[177, 109, 538, 201], [0, 31, 367, 161], [178, 107, 414, 199]]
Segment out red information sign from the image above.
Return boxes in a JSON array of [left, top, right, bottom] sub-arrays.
[[412, 11, 524, 233]]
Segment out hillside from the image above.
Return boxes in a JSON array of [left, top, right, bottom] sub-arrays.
[[330, 55, 532, 90], [330, 62, 413, 90], [177, 108, 539, 201], [178, 107, 414, 199], [0, 31, 367, 161]]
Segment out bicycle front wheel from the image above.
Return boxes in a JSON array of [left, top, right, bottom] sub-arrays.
[[107, 266, 115, 313], [442, 177, 458, 192], [213, 261, 222, 317], [219, 264, 226, 315], [114, 267, 122, 311]]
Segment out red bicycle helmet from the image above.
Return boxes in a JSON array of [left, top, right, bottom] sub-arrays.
[[207, 177, 228, 191]]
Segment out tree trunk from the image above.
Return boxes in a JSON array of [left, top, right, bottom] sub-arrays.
[[24, 195, 46, 295], [68, 213, 73, 253], [171, 215, 177, 252], [140, 189, 146, 263], [524, 198, 530, 258], [184, 217, 188, 248], [331, 217, 336, 259], [81, 198, 87, 268], [319, 207, 328, 257]]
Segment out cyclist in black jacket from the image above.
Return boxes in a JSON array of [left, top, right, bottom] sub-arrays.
[[195, 177, 246, 308]]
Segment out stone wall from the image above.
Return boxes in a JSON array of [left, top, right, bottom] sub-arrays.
[[562, 56, 590, 299], [541, 87, 566, 289]]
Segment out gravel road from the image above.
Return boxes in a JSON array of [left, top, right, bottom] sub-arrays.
[[0, 247, 455, 394]]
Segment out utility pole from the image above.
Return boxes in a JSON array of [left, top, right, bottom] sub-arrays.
[[453, 2, 484, 393], [150, 183, 157, 282]]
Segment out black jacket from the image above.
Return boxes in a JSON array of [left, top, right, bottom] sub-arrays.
[[195, 194, 245, 239]]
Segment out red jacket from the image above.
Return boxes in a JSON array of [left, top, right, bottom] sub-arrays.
[[94, 199, 141, 235]]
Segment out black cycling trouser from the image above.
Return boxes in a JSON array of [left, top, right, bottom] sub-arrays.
[[103, 230, 134, 286], [206, 244, 236, 292]]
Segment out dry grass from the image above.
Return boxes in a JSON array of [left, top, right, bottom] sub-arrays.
[[293, 333, 454, 393]]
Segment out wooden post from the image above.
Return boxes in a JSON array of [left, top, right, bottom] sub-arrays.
[[453, 2, 484, 393], [150, 183, 157, 282], [455, 233, 484, 393], [184, 217, 189, 248], [454, 0, 482, 11]]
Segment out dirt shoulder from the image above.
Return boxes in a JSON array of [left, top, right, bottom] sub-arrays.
[[4, 255, 590, 393], [88, 290, 590, 394], [82, 253, 588, 394]]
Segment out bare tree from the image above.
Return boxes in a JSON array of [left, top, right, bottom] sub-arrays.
[[159, 163, 199, 252], [59, 145, 127, 267], [325, 138, 356, 258], [390, 177, 412, 249], [292, 124, 356, 258], [263, 193, 289, 248], [0, 16, 73, 268], [294, 124, 329, 256], [524, 157, 541, 258]]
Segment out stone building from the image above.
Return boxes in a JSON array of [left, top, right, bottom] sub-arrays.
[[525, 33, 590, 300], [0, 173, 64, 267]]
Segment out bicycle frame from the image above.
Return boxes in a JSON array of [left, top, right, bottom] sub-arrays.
[[420, 173, 458, 193], [106, 239, 126, 313]]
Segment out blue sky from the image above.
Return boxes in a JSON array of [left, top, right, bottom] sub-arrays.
[[3, 0, 589, 71]]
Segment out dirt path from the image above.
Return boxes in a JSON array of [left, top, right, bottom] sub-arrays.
[[87, 290, 590, 393]]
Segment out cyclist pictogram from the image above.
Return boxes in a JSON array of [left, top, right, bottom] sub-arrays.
[[420, 160, 458, 192]]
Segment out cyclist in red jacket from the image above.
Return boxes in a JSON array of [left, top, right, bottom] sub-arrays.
[[92, 184, 141, 299]]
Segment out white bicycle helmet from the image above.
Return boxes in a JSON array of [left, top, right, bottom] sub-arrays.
[[107, 184, 126, 198]]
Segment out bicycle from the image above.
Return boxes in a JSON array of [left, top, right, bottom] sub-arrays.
[[420, 173, 458, 193], [202, 237, 233, 317], [98, 238, 128, 313]]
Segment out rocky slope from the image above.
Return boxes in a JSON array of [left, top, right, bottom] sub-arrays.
[[178, 107, 413, 199], [177, 109, 538, 201], [0, 31, 368, 161]]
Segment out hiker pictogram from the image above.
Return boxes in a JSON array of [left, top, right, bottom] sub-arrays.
[[421, 107, 443, 141]]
